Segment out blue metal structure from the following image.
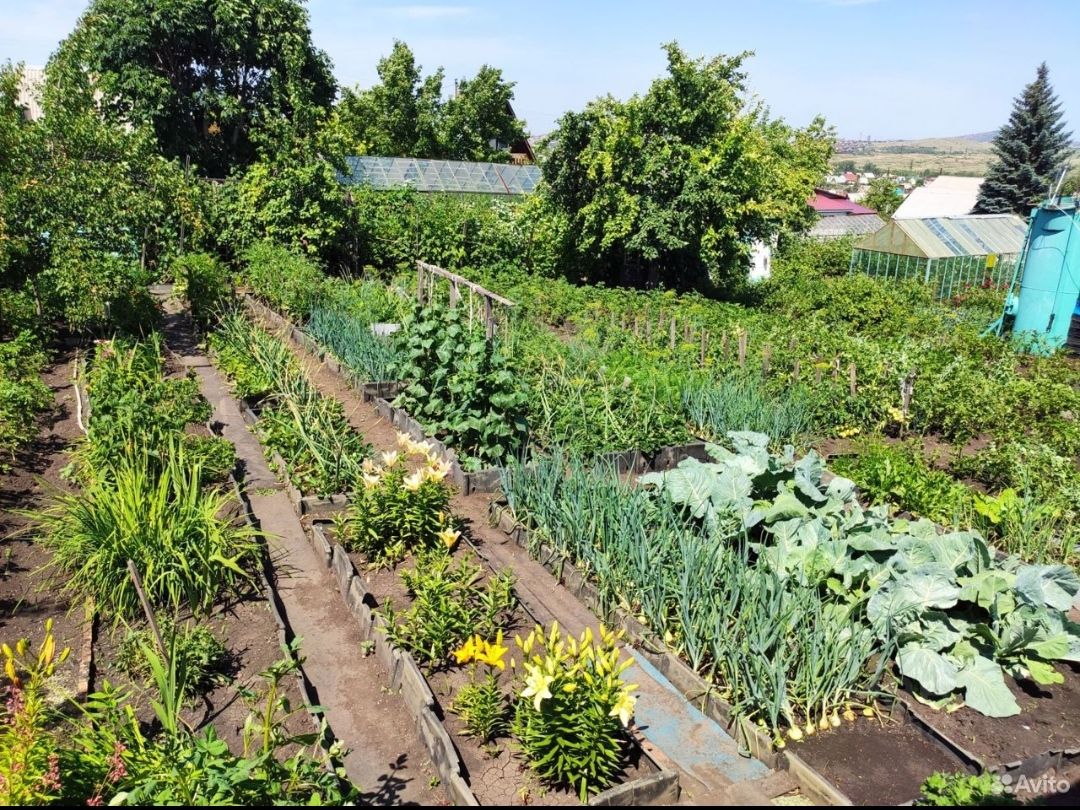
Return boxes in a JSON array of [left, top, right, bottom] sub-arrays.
[[998, 198, 1080, 353]]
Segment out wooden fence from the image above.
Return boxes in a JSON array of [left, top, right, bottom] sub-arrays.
[[416, 260, 515, 340]]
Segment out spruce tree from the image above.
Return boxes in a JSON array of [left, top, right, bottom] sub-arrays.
[[974, 63, 1073, 216]]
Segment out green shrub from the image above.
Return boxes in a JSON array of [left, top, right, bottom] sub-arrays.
[[239, 241, 326, 320], [0, 332, 51, 472], [34, 441, 258, 622], [832, 440, 972, 525], [116, 620, 229, 698], [916, 771, 1015, 806], [173, 252, 233, 327], [380, 550, 516, 665]]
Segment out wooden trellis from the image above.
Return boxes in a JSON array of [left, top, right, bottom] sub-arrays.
[[416, 261, 516, 340]]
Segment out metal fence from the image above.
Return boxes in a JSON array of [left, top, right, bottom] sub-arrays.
[[848, 249, 1018, 300]]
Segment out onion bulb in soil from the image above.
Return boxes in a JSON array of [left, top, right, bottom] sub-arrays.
[[787, 727, 804, 742]]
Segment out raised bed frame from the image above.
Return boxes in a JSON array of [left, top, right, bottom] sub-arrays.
[[308, 521, 680, 807]]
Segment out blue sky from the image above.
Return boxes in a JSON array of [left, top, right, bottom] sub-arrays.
[[2, 0, 1078, 140]]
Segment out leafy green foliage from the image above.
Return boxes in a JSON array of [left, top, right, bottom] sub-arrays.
[[34, 440, 258, 622], [78, 336, 231, 485], [832, 440, 973, 525], [393, 305, 527, 469], [337, 40, 525, 162], [683, 375, 814, 445], [862, 176, 904, 217], [54, 641, 360, 805], [49, 0, 336, 177], [0, 332, 51, 472], [917, 771, 1015, 806], [239, 241, 327, 320], [543, 43, 832, 291], [380, 550, 517, 665], [172, 252, 233, 328], [116, 620, 229, 698], [334, 436, 457, 566]]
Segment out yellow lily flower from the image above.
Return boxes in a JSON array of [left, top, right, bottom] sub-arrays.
[[403, 470, 424, 491], [522, 666, 554, 711], [438, 528, 461, 549], [610, 689, 637, 726], [380, 450, 400, 467]]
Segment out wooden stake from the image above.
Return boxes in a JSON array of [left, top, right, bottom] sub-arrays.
[[738, 331, 747, 368], [848, 363, 857, 397], [127, 560, 169, 666], [669, 317, 677, 351], [792, 359, 801, 383], [700, 329, 708, 365], [762, 345, 772, 375]]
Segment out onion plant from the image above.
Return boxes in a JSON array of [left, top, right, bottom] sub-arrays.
[[682, 375, 815, 446], [305, 305, 400, 383], [211, 313, 372, 495]]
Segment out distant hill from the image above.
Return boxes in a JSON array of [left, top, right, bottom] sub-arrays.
[[957, 131, 997, 143]]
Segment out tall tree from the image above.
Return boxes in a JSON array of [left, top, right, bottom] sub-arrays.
[[442, 66, 525, 162], [49, 0, 336, 177], [336, 41, 443, 158], [336, 41, 525, 161], [863, 175, 903, 217], [542, 43, 832, 291], [974, 63, 1073, 215]]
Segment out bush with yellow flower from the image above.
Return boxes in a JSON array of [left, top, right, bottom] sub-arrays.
[[335, 432, 459, 565], [510, 622, 638, 802]]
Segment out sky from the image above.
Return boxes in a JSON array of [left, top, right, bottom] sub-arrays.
[[2, 0, 1078, 140]]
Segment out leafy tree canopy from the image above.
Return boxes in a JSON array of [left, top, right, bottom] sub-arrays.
[[863, 175, 903, 217], [49, 0, 336, 177], [336, 40, 525, 161], [541, 43, 833, 291], [974, 63, 1073, 216]]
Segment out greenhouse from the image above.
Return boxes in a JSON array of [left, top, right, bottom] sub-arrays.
[[848, 213, 1028, 299], [340, 155, 542, 195]]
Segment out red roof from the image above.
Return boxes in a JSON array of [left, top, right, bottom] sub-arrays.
[[810, 189, 876, 216]]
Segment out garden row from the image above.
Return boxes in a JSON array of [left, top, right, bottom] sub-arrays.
[[204, 293, 673, 804], [226, 241, 1080, 803], [1, 317, 360, 805]]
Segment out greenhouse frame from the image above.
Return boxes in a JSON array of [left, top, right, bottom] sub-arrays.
[[340, 156, 542, 195], [849, 214, 1028, 299]]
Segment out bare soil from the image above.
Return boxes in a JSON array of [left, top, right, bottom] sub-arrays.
[[795, 708, 972, 805], [0, 350, 87, 700], [901, 659, 1080, 769]]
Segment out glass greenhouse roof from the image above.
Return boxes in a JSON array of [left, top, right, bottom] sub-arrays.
[[855, 214, 1028, 259], [340, 156, 541, 195]]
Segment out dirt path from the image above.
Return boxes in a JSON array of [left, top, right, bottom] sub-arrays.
[[156, 291, 445, 806], [249, 307, 797, 805]]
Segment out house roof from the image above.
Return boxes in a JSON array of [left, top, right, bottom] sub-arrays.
[[340, 156, 542, 195], [809, 213, 886, 239], [810, 189, 878, 216], [855, 214, 1027, 259], [893, 175, 985, 219]]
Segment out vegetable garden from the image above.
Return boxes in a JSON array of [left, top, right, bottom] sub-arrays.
[[4, 12, 1080, 804]]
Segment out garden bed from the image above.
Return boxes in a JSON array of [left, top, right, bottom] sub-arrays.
[[489, 501, 1080, 805], [309, 522, 678, 806]]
